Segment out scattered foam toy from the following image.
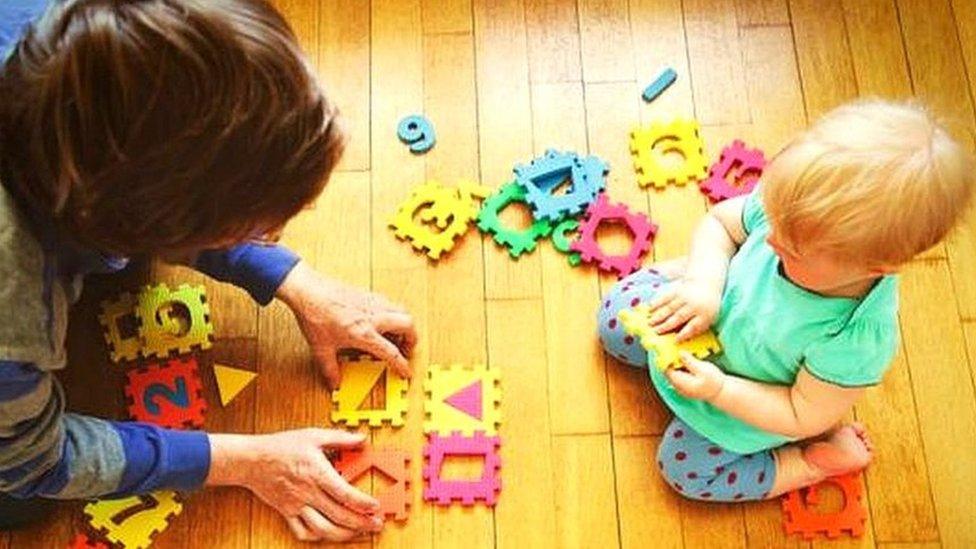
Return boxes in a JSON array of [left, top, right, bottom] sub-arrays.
[[570, 194, 657, 278], [423, 432, 502, 506], [642, 67, 678, 103], [331, 359, 409, 428], [424, 363, 501, 436], [397, 114, 436, 153], [98, 292, 142, 363], [84, 491, 183, 549], [334, 446, 411, 521], [390, 180, 490, 260], [125, 357, 207, 429], [136, 284, 214, 359], [700, 140, 766, 203], [618, 304, 722, 371], [67, 533, 109, 549], [514, 149, 608, 222], [630, 118, 708, 189], [551, 219, 582, 266], [782, 472, 867, 539], [477, 181, 555, 258], [213, 364, 257, 407]]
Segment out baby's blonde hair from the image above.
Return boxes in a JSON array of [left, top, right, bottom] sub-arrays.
[[762, 99, 975, 266]]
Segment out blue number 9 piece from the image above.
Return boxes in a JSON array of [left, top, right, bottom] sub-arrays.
[[397, 114, 436, 154]]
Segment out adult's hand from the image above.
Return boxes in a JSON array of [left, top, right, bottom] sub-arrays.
[[277, 261, 417, 388], [207, 430, 381, 542]]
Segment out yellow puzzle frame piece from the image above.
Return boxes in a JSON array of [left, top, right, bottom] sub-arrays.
[[331, 359, 409, 428], [389, 180, 490, 260], [424, 363, 501, 436], [84, 490, 183, 549], [629, 118, 708, 189], [98, 292, 142, 363], [136, 284, 214, 359], [618, 305, 722, 371]]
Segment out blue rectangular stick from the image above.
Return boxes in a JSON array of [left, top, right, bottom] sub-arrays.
[[642, 67, 678, 103]]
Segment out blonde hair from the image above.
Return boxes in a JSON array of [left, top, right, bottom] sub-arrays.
[[762, 99, 976, 266]]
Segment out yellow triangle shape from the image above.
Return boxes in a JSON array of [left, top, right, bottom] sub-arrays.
[[337, 361, 386, 411], [214, 364, 257, 406]]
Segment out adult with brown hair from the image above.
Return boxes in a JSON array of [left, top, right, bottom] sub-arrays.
[[0, 0, 415, 542]]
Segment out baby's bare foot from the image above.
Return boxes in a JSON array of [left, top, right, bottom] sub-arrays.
[[802, 423, 873, 478]]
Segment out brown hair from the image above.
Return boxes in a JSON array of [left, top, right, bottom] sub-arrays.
[[0, 0, 346, 255]]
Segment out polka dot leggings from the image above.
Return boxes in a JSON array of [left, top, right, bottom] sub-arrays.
[[598, 268, 777, 502]]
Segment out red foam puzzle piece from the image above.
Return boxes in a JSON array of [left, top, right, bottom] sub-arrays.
[[124, 357, 207, 429], [782, 472, 867, 540], [334, 446, 411, 521]]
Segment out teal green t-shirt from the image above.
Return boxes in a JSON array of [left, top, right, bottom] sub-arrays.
[[649, 188, 900, 454]]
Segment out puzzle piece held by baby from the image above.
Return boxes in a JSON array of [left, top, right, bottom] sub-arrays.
[[618, 305, 722, 371]]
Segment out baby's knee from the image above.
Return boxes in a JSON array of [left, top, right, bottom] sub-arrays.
[[596, 268, 669, 367], [656, 434, 713, 499]]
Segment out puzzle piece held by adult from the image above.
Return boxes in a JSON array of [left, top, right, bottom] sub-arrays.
[[334, 446, 411, 521], [476, 181, 555, 258], [782, 473, 867, 539], [424, 364, 501, 436], [389, 180, 490, 260], [84, 491, 183, 549], [630, 118, 708, 189], [213, 364, 257, 406], [569, 194, 657, 278], [700, 140, 767, 203], [331, 359, 408, 428], [125, 357, 207, 429], [98, 292, 142, 363], [136, 284, 214, 359], [423, 432, 502, 506], [514, 149, 607, 223], [618, 305, 721, 371]]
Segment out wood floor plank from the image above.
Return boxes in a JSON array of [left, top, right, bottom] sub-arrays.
[[525, 0, 582, 83], [614, 436, 683, 549], [955, 0, 976, 112], [739, 25, 807, 153], [964, 321, 976, 416], [742, 499, 807, 549], [422, 0, 473, 34], [552, 434, 621, 549], [683, 0, 751, 125], [734, 0, 789, 26], [578, 0, 636, 83], [628, 0, 695, 118], [899, 259, 976, 547], [679, 497, 747, 548], [487, 300, 558, 549], [788, 0, 858, 120]]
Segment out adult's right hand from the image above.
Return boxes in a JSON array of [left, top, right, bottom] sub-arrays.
[[207, 429, 382, 542]]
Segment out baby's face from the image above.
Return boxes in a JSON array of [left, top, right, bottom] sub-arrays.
[[766, 233, 885, 294]]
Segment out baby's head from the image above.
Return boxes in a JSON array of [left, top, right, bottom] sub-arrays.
[[0, 0, 345, 256], [761, 99, 975, 292]]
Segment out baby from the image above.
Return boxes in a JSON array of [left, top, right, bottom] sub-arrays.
[[600, 100, 975, 501]]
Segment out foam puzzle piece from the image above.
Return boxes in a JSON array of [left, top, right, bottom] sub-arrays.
[[125, 357, 207, 429], [389, 180, 490, 260], [570, 194, 657, 278], [630, 118, 708, 189], [700, 140, 767, 203], [98, 292, 141, 363], [397, 114, 436, 153], [551, 218, 582, 267], [67, 533, 109, 549], [213, 364, 257, 407], [84, 491, 183, 549], [514, 149, 607, 222], [334, 446, 411, 521], [423, 432, 502, 506], [476, 180, 555, 258], [136, 284, 214, 359], [331, 359, 409, 428], [424, 364, 501, 436], [642, 67, 678, 103], [782, 473, 867, 539], [618, 305, 722, 371]]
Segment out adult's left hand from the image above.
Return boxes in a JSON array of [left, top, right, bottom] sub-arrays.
[[277, 261, 417, 388]]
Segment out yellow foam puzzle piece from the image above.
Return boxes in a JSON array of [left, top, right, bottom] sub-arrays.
[[136, 284, 214, 359], [618, 305, 722, 371], [213, 364, 257, 406], [84, 491, 183, 549], [389, 180, 490, 260], [98, 292, 141, 363], [629, 118, 708, 189], [331, 359, 408, 428], [424, 363, 501, 436]]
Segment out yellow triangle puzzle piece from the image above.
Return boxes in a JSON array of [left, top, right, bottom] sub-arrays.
[[213, 364, 257, 406]]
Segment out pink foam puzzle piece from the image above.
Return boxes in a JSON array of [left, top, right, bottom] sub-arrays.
[[444, 380, 483, 420], [423, 432, 502, 506]]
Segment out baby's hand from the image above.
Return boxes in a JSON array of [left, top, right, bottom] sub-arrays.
[[647, 277, 721, 341], [665, 352, 726, 401]]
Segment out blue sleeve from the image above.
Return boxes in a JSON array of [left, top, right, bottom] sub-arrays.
[[193, 243, 301, 305], [0, 361, 210, 499], [0, 0, 50, 61]]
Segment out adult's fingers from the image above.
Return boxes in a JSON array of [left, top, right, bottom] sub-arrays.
[[300, 506, 360, 543], [655, 304, 693, 335], [286, 515, 316, 542], [374, 312, 418, 356], [360, 329, 411, 378], [313, 453, 380, 514], [312, 345, 342, 390]]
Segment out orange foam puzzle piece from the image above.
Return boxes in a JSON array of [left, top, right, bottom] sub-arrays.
[[334, 446, 411, 521], [782, 473, 868, 540]]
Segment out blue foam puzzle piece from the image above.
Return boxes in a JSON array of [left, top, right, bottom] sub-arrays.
[[516, 150, 608, 223], [642, 68, 677, 103], [397, 114, 436, 153]]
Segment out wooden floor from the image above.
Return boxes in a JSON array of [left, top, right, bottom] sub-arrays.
[[5, 0, 976, 547]]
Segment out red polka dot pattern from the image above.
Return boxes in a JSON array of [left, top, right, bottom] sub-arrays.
[[675, 451, 687, 461]]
